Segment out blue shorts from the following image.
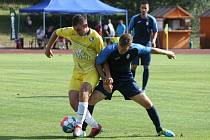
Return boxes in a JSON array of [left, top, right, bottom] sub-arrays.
[[132, 53, 151, 66], [132, 42, 152, 66], [94, 80, 142, 100]]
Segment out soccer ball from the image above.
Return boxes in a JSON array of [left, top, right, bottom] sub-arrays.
[[60, 116, 77, 133]]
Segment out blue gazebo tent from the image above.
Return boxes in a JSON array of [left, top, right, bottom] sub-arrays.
[[19, 0, 128, 33]]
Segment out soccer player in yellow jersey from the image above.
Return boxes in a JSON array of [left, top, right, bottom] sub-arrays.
[[45, 14, 103, 137]]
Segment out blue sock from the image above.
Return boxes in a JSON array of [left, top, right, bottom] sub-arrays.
[[142, 68, 149, 90], [146, 106, 162, 132]]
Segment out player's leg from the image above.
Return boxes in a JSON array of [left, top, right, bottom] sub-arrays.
[[75, 81, 102, 137], [75, 82, 91, 126], [68, 90, 79, 112], [79, 83, 100, 129], [74, 71, 101, 137], [69, 90, 88, 137], [82, 105, 94, 131], [85, 89, 106, 138], [67, 73, 88, 137], [68, 71, 82, 111], [70, 95, 93, 132], [82, 70, 101, 132], [130, 93, 175, 137], [119, 81, 160, 134], [88, 90, 107, 106], [87, 80, 113, 137], [142, 65, 149, 91], [69, 87, 100, 137], [130, 93, 161, 130], [87, 81, 110, 123], [141, 53, 151, 91]]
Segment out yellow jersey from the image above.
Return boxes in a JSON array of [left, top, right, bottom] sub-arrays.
[[56, 27, 104, 72]]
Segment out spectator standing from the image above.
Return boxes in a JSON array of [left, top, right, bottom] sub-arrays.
[[95, 21, 102, 36], [26, 16, 32, 27], [25, 16, 33, 35], [116, 19, 126, 37], [103, 23, 110, 45], [36, 26, 45, 48], [45, 25, 54, 41], [103, 19, 115, 45], [107, 19, 115, 37]]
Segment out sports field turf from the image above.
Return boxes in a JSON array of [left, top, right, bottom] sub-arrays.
[[0, 54, 210, 140]]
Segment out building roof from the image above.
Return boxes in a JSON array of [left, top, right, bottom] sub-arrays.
[[150, 6, 192, 19]]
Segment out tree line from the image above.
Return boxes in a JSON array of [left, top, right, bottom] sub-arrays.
[[101, 0, 210, 33]]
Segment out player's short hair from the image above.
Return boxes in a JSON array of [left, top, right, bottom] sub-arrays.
[[141, 0, 149, 5], [119, 34, 132, 47], [72, 14, 87, 26]]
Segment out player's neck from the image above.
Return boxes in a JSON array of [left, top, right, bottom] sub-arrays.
[[141, 13, 148, 19]]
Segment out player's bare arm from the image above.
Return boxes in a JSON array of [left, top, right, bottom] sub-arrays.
[[103, 62, 113, 84], [95, 63, 105, 80], [45, 31, 58, 58], [96, 62, 113, 93], [103, 62, 113, 93], [151, 47, 176, 59]]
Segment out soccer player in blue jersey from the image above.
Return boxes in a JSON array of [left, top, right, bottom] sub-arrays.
[[128, 0, 158, 92], [88, 34, 176, 137]]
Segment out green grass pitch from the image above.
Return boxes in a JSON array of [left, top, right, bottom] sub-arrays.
[[0, 54, 210, 140]]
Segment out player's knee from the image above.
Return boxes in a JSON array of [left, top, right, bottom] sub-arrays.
[[80, 82, 92, 93], [140, 94, 153, 109], [144, 102, 153, 109], [142, 98, 153, 109], [79, 92, 89, 102]]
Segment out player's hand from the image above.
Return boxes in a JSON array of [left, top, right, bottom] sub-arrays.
[[103, 77, 113, 93], [45, 49, 53, 58], [103, 82, 113, 93], [167, 51, 176, 59], [105, 77, 113, 84]]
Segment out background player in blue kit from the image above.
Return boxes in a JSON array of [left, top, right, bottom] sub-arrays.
[[88, 34, 175, 137], [128, 0, 158, 92]]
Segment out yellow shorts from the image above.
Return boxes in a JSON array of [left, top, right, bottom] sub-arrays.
[[69, 69, 99, 92]]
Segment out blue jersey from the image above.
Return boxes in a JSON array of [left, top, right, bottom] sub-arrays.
[[96, 43, 151, 81], [128, 14, 157, 45]]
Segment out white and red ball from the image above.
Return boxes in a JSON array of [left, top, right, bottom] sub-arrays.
[[60, 116, 77, 133]]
